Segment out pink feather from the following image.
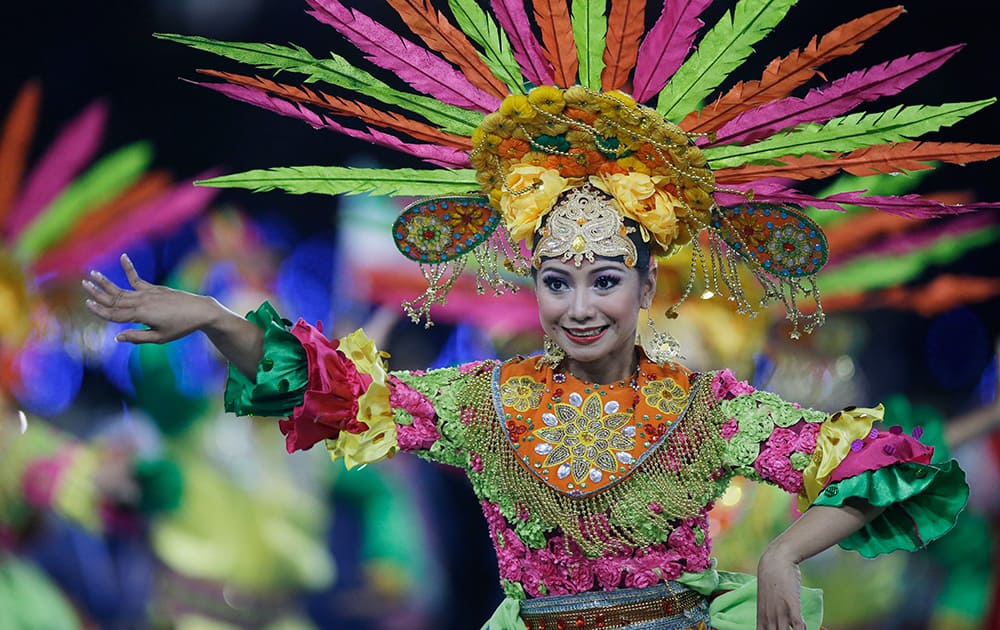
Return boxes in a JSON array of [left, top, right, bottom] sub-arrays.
[[490, 0, 553, 86], [306, 0, 499, 112], [6, 101, 108, 236], [715, 179, 1000, 218], [631, 0, 713, 103], [200, 82, 469, 168], [826, 213, 997, 268], [714, 46, 964, 145], [823, 191, 1000, 218], [32, 171, 221, 277]]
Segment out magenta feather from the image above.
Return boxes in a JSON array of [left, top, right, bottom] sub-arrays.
[[715, 181, 849, 212], [631, 0, 713, 103], [200, 82, 469, 168], [826, 213, 997, 268], [490, 0, 553, 86], [32, 171, 222, 277], [715, 179, 1000, 218], [6, 101, 108, 236], [823, 191, 1000, 218], [305, 0, 499, 113], [714, 46, 964, 145]]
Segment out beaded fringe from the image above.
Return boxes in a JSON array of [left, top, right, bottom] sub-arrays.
[[465, 372, 728, 558]]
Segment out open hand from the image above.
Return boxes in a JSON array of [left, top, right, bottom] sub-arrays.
[[757, 545, 806, 630], [83, 253, 217, 344]]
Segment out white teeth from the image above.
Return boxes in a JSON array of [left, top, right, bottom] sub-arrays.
[[566, 327, 605, 337]]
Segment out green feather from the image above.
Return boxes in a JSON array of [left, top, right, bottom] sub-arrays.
[[15, 142, 153, 262], [571, 0, 607, 90], [447, 0, 525, 93], [197, 166, 480, 197], [808, 171, 931, 226], [155, 34, 482, 136], [703, 99, 996, 169], [657, 0, 798, 120], [817, 225, 1000, 294]]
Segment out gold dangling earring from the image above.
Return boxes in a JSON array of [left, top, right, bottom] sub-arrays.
[[539, 335, 566, 369], [641, 309, 685, 366]]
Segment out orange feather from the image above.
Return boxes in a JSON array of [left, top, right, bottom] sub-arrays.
[[198, 70, 472, 150], [822, 276, 1000, 317], [385, 0, 508, 98], [533, 0, 579, 87], [52, 172, 172, 250], [601, 0, 646, 91], [0, 81, 41, 226], [714, 142, 1000, 185], [681, 6, 905, 133]]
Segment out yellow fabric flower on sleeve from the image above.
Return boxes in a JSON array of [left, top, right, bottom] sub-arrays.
[[798, 405, 884, 512], [324, 329, 398, 469]]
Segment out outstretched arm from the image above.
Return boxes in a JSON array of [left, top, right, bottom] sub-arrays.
[[83, 253, 264, 379], [756, 500, 885, 630]]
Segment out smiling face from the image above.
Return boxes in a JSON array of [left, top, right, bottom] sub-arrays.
[[535, 256, 656, 384]]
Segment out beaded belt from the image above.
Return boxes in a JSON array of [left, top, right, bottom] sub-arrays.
[[519, 582, 708, 630]]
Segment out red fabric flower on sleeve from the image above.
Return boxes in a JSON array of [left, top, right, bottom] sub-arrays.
[[277, 320, 372, 452]]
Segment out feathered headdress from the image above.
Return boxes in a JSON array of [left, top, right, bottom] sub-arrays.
[[161, 0, 1000, 335]]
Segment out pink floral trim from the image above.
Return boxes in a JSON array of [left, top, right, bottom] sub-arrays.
[[751, 421, 822, 493], [711, 370, 755, 403], [827, 431, 934, 484], [389, 376, 441, 451], [278, 320, 372, 453], [481, 501, 711, 598], [470, 453, 484, 473], [720, 418, 739, 439]]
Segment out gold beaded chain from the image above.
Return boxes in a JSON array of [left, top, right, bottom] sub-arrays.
[[465, 371, 729, 558]]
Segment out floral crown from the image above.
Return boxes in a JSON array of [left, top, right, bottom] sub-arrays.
[[172, 1, 1000, 334]]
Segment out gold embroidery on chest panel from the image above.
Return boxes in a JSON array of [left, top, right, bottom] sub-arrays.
[[468, 364, 728, 557]]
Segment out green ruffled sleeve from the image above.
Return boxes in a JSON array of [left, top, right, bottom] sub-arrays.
[[811, 460, 968, 558], [223, 301, 308, 417]]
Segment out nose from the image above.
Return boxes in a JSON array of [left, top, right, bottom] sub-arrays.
[[568, 288, 596, 322]]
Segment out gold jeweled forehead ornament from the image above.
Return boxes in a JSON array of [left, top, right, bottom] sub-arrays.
[[533, 184, 636, 268], [179, 2, 1000, 334]]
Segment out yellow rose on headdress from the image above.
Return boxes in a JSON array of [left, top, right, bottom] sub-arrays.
[[590, 172, 656, 217], [500, 165, 569, 242], [590, 173, 683, 251]]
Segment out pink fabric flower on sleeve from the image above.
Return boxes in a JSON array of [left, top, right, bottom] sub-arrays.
[[711, 370, 755, 402], [389, 376, 441, 451], [278, 320, 372, 452]]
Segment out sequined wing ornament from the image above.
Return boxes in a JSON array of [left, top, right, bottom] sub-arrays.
[[392, 195, 518, 323], [711, 203, 829, 336], [168, 0, 1000, 330]]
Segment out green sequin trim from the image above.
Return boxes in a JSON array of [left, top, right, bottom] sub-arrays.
[[223, 301, 307, 418]]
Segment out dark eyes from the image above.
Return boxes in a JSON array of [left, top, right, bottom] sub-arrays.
[[541, 274, 621, 292], [594, 275, 620, 290], [542, 276, 567, 292]]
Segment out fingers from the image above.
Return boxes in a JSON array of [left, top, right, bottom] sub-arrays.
[[85, 297, 133, 324], [115, 328, 162, 345], [86, 269, 126, 299], [120, 253, 148, 289]]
